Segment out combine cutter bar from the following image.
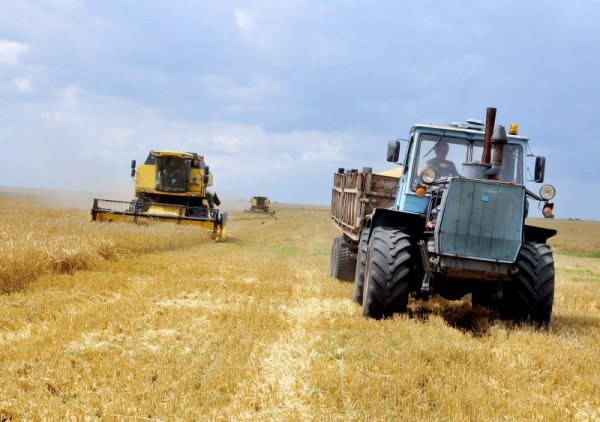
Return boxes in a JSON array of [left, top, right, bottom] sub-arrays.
[[91, 199, 226, 240], [243, 208, 276, 216]]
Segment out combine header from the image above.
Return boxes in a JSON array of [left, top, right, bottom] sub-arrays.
[[92, 150, 227, 240]]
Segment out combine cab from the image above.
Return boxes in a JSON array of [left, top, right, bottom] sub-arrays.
[[92, 150, 227, 240], [244, 196, 275, 216]]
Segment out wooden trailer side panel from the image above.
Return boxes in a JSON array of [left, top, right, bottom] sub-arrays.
[[331, 169, 399, 242]]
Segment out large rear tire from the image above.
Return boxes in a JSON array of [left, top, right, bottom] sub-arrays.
[[362, 227, 414, 319], [330, 236, 356, 282], [353, 228, 369, 305], [501, 241, 555, 326]]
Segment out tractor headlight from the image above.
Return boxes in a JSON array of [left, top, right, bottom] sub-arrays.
[[539, 184, 556, 200], [420, 167, 436, 184]]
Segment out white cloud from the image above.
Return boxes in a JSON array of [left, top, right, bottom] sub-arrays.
[[1, 1, 599, 213], [0, 40, 28, 64], [232, 4, 299, 51], [234, 8, 265, 47], [59, 84, 80, 105], [12, 77, 32, 92], [198, 74, 284, 104], [0, 84, 359, 204], [300, 140, 344, 163], [234, 8, 256, 33]]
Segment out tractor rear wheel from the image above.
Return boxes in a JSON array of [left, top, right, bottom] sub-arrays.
[[330, 236, 356, 282], [353, 228, 369, 305], [362, 227, 414, 319], [501, 241, 555, 326]]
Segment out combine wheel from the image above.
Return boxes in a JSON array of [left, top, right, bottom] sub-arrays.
[[501, 241, 555, 326], [353, 228, 370, 305], [220, 212, 228, 227], [362, 227, 414, 319], [330, 237, 356, 282]]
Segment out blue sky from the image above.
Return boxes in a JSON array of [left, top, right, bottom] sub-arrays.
[[1, 1, 599, 219]]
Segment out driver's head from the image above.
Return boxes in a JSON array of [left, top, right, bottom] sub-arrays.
[[434, 141, 449, 158]]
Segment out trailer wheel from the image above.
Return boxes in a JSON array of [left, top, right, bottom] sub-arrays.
[[330, 237, 356, 282], [362, 227, 414, 319], [501, 241, 555, 326], [353, 228, 369, 305]]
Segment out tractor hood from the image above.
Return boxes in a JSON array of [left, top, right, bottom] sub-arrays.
[[434, 178, 525, 263]]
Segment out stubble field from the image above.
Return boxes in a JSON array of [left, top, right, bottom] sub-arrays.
[[1, 191, 599, 420]]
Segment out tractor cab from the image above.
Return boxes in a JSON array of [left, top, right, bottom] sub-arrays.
[[411, 133, 524, 187], [389, 118, 550, 217]]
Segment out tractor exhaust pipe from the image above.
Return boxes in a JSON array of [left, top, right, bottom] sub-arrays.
[[481, 107, 496, 164], [491, 125, 508, 166], [482, 125, 509, 180]]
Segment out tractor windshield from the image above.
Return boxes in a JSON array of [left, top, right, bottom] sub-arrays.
[[412, 134, 469, 189], [155, 156, 191, 193], [472, 143, 523, 184], [412, 134, 523, 190]]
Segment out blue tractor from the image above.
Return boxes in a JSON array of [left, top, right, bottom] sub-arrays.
[[331, 108, 557, 325]]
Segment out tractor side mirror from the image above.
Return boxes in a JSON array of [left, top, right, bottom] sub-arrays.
[[534, 156, 545, 183], [205, 166, 210, 175], [387, 140, 400, 163], [130, 160, 136, 177]]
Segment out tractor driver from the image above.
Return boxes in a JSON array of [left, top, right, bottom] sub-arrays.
[[426, 141, 459, 178]]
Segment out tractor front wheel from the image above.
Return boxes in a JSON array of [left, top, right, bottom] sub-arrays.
[[501, 241, 555, 326], [362, 227, 414, 319]]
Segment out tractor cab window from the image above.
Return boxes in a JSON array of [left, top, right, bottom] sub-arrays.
[[413, 135, 468, 189], [412, 134, 524, 189], [155, 156, 191, 192], [472, 143, 523, 184]]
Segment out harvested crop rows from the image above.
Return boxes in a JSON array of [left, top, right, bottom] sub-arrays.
[[1, 193, 599, 420]]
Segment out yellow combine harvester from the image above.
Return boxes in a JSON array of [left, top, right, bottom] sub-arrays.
[[244, 196, 275, 216], [91, 150, 227, 239]]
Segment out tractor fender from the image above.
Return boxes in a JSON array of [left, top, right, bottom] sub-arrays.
[[523, 224, 557, 243], [367, 208, 426, 240]]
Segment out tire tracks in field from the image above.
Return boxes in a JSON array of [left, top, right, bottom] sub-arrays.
[[224, 269, 355, 420]]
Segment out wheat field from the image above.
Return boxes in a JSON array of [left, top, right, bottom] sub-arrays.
[[1, 191, 599, 420]]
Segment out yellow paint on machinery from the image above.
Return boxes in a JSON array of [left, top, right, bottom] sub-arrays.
[[146, 204, 186, 216], [91, 150, 227, 240], [91, 203, 225, 240]]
